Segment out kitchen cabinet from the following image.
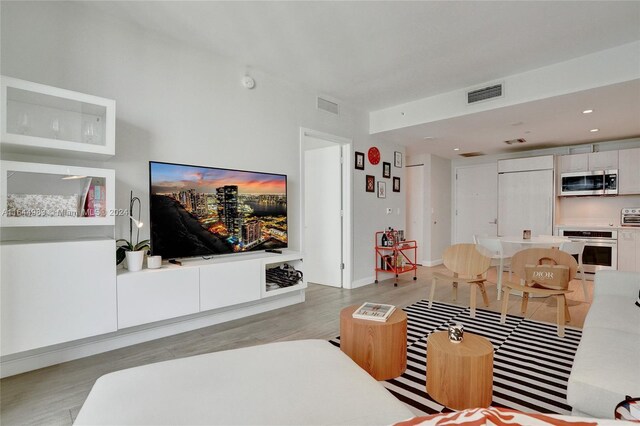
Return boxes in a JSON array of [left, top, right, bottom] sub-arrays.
[[559, 153, 588, 173], [559, 151, 618, 174], [618, 229, 640, 272], [588, 151, 618, 171], [560, 151, 618, 173], [498, 156, 554, 237], [618, 148, 640, 195]]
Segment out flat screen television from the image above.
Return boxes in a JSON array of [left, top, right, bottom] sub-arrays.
[[149, 161, 287, 259]]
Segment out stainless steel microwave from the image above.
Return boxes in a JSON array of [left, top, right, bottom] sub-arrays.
[[560, 170, 618, 196]]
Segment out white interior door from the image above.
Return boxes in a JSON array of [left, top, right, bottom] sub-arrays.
[[304, 143, 342, 287], [455, 163, 498, 243], [406, 165, 424, 259]]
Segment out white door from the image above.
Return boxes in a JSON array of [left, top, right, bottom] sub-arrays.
[[304, 143, 342, 287], [406, 165, 424, 260], [498, 169, 553, 237], [455, 163, 498, 243]]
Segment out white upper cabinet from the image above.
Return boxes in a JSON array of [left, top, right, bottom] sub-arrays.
[[619, 147, 640, 195], [588, 151, 618, 171], [559, 151, 619, 174], [1, 76, 115, 159], [559, 153, 589, 173]]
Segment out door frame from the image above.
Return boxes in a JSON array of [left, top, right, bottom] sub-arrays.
[[299, 128, 353, 289]]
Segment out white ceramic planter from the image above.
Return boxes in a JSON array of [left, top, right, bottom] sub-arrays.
[[125, 250, 145, 272]]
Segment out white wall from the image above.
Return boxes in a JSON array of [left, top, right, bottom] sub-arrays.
[[405, 153, 451, 265], [0, 1, 405, 286], [429, 155, 451, 262]]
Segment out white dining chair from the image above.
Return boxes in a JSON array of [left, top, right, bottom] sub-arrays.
[[474, 236, 511, 300], [559, 240, 589, 302]]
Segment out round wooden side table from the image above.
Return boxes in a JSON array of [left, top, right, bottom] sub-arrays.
[[339, 305, 407, 381], [426, 331, 493, 410]]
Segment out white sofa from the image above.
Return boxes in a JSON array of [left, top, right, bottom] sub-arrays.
[[567, 270, 640, 419], [75, 339, 414, 425]]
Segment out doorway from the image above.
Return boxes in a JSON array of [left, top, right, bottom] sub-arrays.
[[300, 128, 352, 288], [454, 163, 498, 243]]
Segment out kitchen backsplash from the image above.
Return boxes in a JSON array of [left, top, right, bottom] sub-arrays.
[[557, 195, 640, 226]]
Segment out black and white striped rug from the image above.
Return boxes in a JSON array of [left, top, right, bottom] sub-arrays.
[[330, 300, 582, 416]]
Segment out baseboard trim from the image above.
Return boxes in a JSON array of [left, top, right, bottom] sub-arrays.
[[423, 259, 443, 267], [351, 276, 375, 288], [0, 290, 305, 378]]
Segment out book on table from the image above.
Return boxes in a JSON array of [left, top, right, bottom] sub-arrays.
[[352, 302, 396, 322]]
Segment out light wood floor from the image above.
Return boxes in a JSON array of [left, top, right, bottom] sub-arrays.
[[0, 265, 592, 426]]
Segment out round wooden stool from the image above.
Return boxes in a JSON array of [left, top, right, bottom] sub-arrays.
[[339, 305, 407, 380], [426, 331, 493, 410]]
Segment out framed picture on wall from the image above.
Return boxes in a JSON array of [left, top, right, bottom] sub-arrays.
[[377, 181, 386, 198], [393, 176, 401, 192], [382, 162, 391, 178], [366, 175, 375, 192], [394, 151, 402, 168], [355, 152, 365, 170]]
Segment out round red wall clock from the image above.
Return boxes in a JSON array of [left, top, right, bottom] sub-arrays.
[[368, 147, 381, 165]]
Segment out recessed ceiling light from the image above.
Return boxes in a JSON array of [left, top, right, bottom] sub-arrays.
[[590, 128, 599, 133], [453, 148, 460, 151], [423, 136, 434, 140], [582, 109, 593, 114]]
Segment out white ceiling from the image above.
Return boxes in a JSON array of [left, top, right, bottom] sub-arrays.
[[84, 1, 640, 155], [378, 80, 640, 159]]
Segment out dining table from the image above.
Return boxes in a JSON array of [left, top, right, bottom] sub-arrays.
[[499, 235, 570, 248]]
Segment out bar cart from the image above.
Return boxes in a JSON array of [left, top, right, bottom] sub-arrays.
[[374, 230, 418, 286]]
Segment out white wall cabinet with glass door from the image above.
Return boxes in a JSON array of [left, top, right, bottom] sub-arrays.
[[1, 76, 115, 159]]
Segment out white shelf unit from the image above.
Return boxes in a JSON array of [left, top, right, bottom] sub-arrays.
[[262, 252, 306, 298], [1, 76, 115, 159], [0, 160, 115, 227]]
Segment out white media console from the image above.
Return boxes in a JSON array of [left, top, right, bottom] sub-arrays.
[[0, 77, 305, 377], [0, 245, 304, 378]]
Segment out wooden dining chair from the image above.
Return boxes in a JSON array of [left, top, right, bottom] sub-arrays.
[[499, 248, 578, 337], [429, 244, 492, 318]]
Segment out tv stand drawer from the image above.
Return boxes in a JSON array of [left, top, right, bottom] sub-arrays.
[[117, 267, 199, 329]]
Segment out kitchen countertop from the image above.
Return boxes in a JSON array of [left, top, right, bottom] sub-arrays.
[[555, 224, 638, 231]]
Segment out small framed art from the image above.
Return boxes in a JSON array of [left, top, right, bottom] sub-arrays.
[[394, 151, 402, 168], [377, 181, 386, 198], [355, 151, 365, 170], [366, 175, 375, 192], [393, 176, 401, 192], [383, 162, 391, 178]]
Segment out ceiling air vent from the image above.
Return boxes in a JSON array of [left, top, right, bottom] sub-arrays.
[[467, 84, 503, 104], [459, 152, 484, 158], [317, 96, 339, 115], [504, 138, 526, 145]]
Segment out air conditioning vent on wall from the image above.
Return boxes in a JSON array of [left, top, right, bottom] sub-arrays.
[[467, 84, 503, 104], [317, 96, 339, 115]]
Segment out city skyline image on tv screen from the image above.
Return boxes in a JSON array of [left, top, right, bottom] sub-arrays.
[[149, 161, 287, 259]]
